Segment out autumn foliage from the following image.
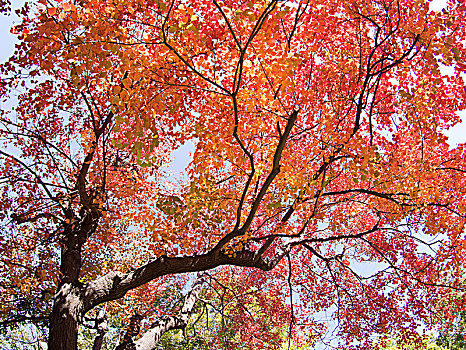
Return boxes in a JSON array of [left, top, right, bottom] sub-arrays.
[[1, 0, 466, 348]]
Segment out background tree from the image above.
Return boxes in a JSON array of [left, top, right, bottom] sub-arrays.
[[380, 336, 445, 350], [434, 277, 466, 350], [1, 0, 466, 349], [436, 312, 466, 350]]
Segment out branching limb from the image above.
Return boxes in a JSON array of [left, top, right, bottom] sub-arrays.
[[91, 309, 107, 350], [215, 109, 299, 250], [116, 273, 207, 350]]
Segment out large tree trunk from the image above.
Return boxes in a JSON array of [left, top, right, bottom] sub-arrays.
[[48, 283, 84, 350], [48, 227, 86, 350]]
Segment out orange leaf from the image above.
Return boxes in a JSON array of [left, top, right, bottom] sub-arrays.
[[63, 3, 72, 12]]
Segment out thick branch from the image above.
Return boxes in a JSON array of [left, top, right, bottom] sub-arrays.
[[214, 109, 299, 251], [120, 273, 206, 350], [91, 310, 107, 350], [83, 248, 281, 312], [75, 110, 114, 208]]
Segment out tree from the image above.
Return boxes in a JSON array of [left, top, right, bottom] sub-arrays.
[[436, 311, 466, 350], [435, 279, 466, 350], [1, 0, 466, 348], [155, 269, 302, 350], [380, 336, 445, 350]]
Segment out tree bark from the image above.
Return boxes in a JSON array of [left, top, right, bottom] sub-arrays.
[[92, 310, 108, 350], [116, 273, 207, 350], [48, 222, 88, 350], [83, 247, 282, 311], [48, 283, 84, 350]]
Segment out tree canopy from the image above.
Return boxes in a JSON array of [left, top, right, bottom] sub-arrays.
[[1, 0, 466, 349]]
